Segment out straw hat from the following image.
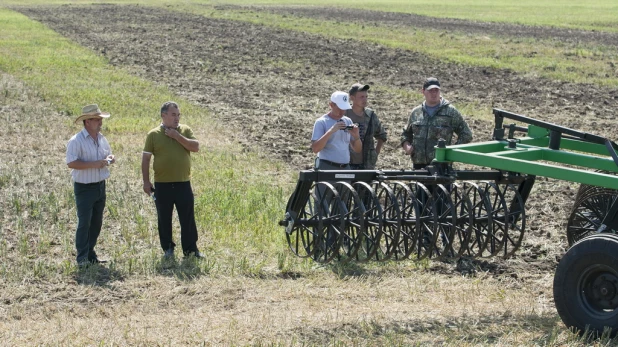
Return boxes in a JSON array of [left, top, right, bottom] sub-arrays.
[[74, 104, 110, 124]]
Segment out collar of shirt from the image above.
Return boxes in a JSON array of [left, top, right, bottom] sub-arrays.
[[79, 128, 101, 144]]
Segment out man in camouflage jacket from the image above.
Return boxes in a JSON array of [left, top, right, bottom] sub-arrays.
[[400, 77, 473, 169], [346, 83, 388, 170]]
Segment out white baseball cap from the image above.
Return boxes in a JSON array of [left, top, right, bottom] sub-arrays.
[[330, 91, 352, 110]]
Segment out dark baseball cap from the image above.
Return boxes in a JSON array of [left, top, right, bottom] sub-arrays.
[[423, 77, 441, 90], [349, 83, 370, 95]]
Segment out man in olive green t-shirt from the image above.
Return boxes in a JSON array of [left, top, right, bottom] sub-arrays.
[[142, 101, 203, 259]]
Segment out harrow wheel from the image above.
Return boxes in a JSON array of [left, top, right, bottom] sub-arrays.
[[285, 189, 323, 258], [554, 233, 618, 337], [411, 182, 437, 260], [353, 181, 382, 262], [391, 181, 420, 260], [566, 187, 618, 246], [334, 181, 365, 262], [461, 182, 492, 258], [449, 183, 474, 259], [497, 184, 526, 258], [428, 184, 457, 260], [311, 182, 345, 263], [371, 182, 401, 261], [480, 182, 508, 257]]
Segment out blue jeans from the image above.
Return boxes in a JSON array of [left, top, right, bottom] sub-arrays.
[[74, 181, 106, 263]]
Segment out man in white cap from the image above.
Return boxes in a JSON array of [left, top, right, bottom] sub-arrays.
[[310, 91, 362, 169], [66, 104, 115, 267], [310, 91, 362, 260]]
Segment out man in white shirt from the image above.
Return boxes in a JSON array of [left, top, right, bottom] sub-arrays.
[[309, 92, 362, 260], [311, 91, 361, 169], [66, 104, 115, 267]]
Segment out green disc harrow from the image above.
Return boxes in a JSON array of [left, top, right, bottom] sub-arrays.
[[280, 108, 618, 336]]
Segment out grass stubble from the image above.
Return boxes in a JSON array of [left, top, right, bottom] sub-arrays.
[[0, 1, 617, 346]]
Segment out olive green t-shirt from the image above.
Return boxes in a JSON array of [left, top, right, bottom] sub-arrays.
[[143, 124, 195, 182]]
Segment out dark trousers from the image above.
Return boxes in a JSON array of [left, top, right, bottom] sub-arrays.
[[74, 181, 106, 263], [154, 181, 199, 254]]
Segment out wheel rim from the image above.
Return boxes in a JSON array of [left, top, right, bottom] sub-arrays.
[[578, 265, 618, 318]]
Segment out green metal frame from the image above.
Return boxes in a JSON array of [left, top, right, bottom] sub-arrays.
[[435, 124, 618, 190]]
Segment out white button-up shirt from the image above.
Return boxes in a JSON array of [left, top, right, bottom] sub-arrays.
[[66, 128, 112, 184]]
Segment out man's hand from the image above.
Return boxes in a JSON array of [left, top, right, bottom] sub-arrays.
[[330, 121, 348, 133], [95, 159, 109, 168], [164, 127, 180, 140], [403, 142, 414, 155], [143, 182, 154, 196], [349, 125, 360, 140]]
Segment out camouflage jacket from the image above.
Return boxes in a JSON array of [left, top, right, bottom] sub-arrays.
[[347, 108, 388, 169], [399, 99, 473, 165]]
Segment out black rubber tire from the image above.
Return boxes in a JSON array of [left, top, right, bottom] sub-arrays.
[[553, 233, 618, 337]]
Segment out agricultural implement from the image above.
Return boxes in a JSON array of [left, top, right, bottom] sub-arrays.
[[280, 108, 618, 336]]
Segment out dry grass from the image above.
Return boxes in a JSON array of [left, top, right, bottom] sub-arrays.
[[1, 272, 561, 345]]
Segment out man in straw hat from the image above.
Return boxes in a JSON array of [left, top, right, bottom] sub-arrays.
[[66, 104, 115, 267], [142, 101, 203, 259]]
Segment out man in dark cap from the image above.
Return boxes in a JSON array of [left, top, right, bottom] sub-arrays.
[[400, 77, 473, 169], [346, 83, 387, 170]]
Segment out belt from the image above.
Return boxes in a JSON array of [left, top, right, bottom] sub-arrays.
[[349, 163, 365, 170], [76, 180, 104, 186], [319, 159, 349, 168]]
